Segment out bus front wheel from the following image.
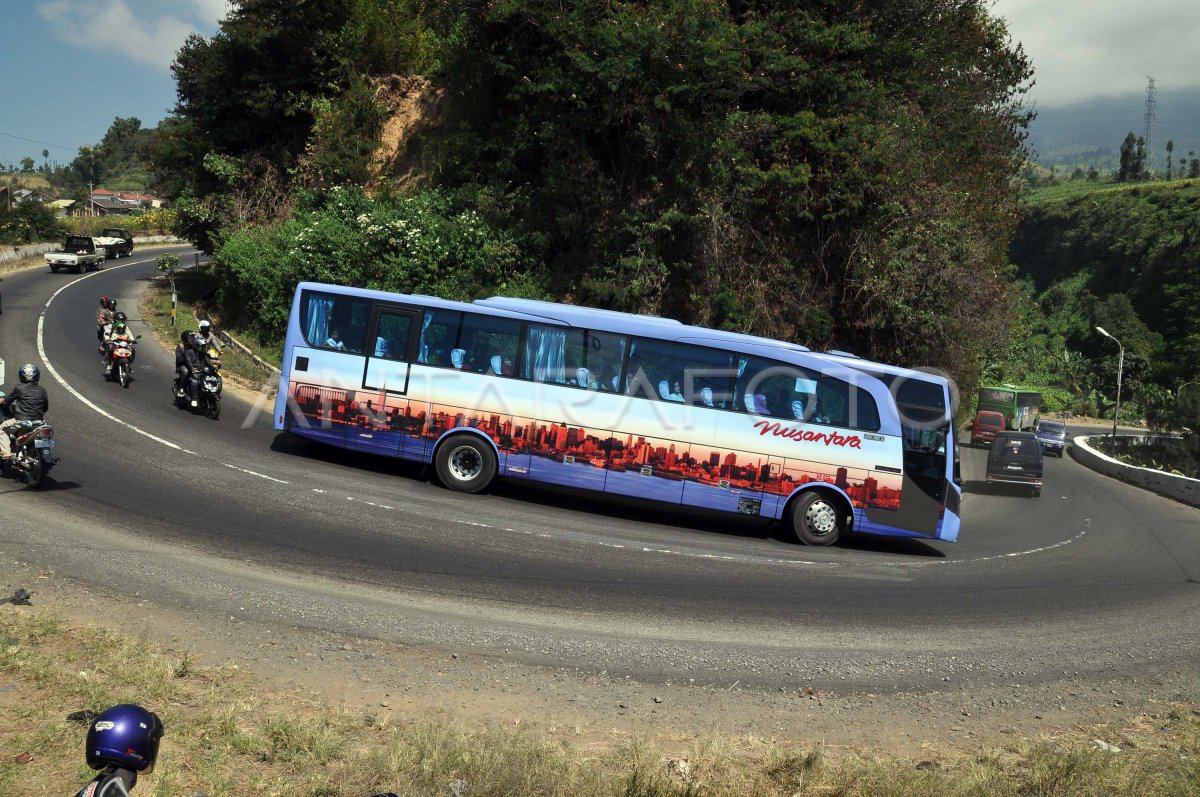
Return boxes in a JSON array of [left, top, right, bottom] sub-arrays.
[[435, 434, 497, 494], [786, 491, 845, 546]]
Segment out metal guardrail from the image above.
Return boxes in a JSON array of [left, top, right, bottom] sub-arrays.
[[214, 330, 281, 376]]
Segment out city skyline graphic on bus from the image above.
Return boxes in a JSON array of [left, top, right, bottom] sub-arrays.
[[286, 376, 903, 515]]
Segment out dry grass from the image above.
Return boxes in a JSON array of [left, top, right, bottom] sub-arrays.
[[2, 607, 1198, 797]]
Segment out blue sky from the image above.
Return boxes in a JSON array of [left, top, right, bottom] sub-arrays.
[[1, 0, 1198, 171], [0, 1, 226, 170]]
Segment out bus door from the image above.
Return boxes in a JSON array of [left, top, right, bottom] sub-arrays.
[[349, 305, 418, 457], [879, 379, 958, 538]]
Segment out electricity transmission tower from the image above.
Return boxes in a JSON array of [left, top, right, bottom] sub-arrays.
[[1144, 76, 1157, 179]]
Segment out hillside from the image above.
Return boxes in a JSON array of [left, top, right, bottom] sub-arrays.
[[1002, 178, 1200, 410], [1026, 90, 1200, 172], [1011, 178, 1200, 297]]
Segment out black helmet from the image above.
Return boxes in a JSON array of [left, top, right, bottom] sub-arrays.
[[86, 704, 163, 774], [107, 298, 117, 310], [114, 311, 128, 323], [18, 363, 39, 384], [181, 330, 194, 345]]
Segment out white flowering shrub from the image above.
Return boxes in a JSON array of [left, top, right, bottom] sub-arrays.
[[216, 187, 543, 342]]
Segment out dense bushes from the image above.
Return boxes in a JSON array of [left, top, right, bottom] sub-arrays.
[[0, 201, 66, 245], [217, 186, 542, 341]]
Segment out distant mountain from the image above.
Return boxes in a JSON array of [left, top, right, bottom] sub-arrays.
[[1025, 90, 1200, 173]]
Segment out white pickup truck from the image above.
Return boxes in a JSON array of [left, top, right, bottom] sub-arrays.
[[46, 235, 106, 273]]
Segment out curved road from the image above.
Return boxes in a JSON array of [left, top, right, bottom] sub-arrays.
[[2, 249, 1198, 694]]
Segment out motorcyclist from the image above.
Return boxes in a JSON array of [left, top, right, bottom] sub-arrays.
[[183, 332, 210, 407], [174, 330, 195, 396], [0, 364, 49, 463], [104, 317, 137, 374], [96, 297, 115, 347], [196, 319, 224, 355], [74, 703, 164, 797], [101, 312, 130, 371]]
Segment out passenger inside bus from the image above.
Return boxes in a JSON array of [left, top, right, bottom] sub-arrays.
[[325, 328, 347, 351], [657, 380, 684, 402]]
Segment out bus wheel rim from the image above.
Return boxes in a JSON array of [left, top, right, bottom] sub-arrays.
[[448, 445, 482, 481], [805, 500, 838, 537]]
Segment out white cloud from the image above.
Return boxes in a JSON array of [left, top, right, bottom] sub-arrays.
[[991, 0, 1200, 105], [35, 0, 226, 72]]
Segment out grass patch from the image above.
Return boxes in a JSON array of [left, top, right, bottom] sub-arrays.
[[1021, 176, 1200, 206], [139, 263, 282, 393], [3, 608, 1199, 796]]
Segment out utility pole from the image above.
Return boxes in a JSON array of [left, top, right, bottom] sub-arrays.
[[1144, 76, 1157, 179]]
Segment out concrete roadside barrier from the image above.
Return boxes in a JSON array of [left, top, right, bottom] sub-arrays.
[[0, 236, 184, 266], [1072, 434, 1200, 508]]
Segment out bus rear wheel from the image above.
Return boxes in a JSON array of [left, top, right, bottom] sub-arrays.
[[786, 491, 845, 546], [435, 434, 497, 494]]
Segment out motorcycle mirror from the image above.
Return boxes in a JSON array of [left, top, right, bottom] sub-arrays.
[[135, 335, 142, 340]]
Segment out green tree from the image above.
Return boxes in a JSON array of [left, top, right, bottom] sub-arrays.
[[423, 0, 1033, 390], [0, 200, 66, 245], [154, 0, 432, 249], [1166, 138, 1174, 178], [1118, 132, 1136, 181], [19, 156, 34, 172]]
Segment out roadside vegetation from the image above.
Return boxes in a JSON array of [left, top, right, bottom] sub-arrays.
[[139, 260, 281, 391], [3, 607, 1199, 797], [997, 178, 1200, 472]]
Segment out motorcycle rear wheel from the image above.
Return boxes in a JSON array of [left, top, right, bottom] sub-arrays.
[[23, 459, 45, 489]]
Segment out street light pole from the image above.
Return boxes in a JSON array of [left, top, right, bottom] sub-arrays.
[[1096, 326, 1124, 441]]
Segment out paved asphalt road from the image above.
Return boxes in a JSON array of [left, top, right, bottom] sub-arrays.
[[2, 250, 1198, 692]]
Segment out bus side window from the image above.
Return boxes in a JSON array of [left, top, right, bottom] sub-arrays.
[[459, 312, 521, 375], [584, 331, 627, 392], [373, 310, 414, 361], [626, 338, 732, 405], [300, 290, 369, 352], [418, 308, 462, 366]]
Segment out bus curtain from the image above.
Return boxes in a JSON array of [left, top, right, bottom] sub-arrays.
[[525, 326, 566, 383], [418, 312, 433, 362], [306, 295, 335, 348]]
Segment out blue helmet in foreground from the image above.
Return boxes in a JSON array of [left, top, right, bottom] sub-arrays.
[[86, 704, 163, 772], [18, 363, 39, 384]]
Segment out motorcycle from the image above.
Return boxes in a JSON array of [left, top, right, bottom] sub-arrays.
[[0, 416, 58, 489], [173, 362, 222, 420], [106, 335, 140, 388]]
